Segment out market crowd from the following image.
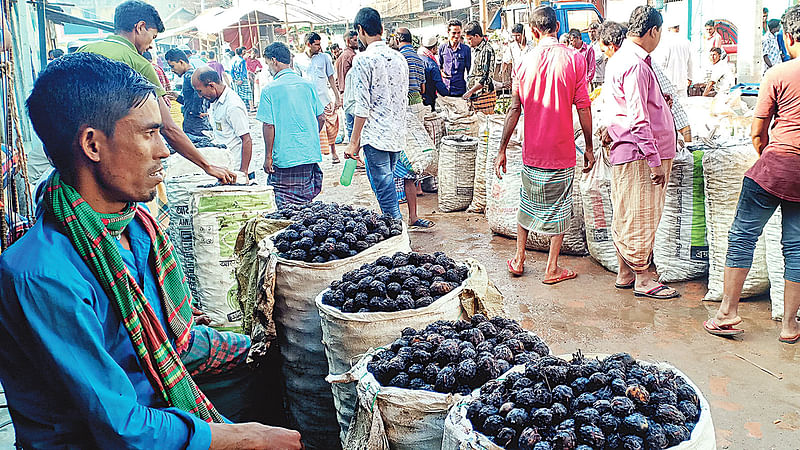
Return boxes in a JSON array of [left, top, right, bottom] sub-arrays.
[[0, 0, 799, 448]]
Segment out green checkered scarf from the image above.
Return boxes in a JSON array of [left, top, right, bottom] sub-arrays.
[[43, 172, 223, 423]]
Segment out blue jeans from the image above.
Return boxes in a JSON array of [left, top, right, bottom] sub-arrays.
[[344, 112, 355, 142], [726, 177, 800, 282], [362, 144, 402, 219]]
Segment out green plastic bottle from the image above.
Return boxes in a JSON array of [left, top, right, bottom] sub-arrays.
[[340, 158, 357, 186]]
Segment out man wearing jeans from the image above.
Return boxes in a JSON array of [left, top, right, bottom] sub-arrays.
[[705, 5, 800, 343], [345, 7, 409, 219]]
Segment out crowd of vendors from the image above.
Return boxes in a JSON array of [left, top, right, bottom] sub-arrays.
[[0, 0, 799, 448]]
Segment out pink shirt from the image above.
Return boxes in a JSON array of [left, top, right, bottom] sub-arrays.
[[577, 41, 596, 82], [604, 40, 676, 167], [513, 36, 591, 169]]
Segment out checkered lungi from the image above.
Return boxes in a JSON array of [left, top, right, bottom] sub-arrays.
[[611, 158, 673, 271], [518, 166, 575, 235], [179, 325, 251, 378], [470, 90, 497, 114], [268, 163, 323, 208], [235, 80, 252, 108]]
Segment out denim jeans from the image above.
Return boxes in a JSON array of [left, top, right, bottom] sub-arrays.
[[344, 112, 355, 142], [726, 177, 800, 282], [362, 145, 402, 219]]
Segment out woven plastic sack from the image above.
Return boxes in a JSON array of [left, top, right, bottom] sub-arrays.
[[442, 356, 716, 450], [702, 144, 770, 301], [190, 185, 276, 328], [438, 135, 479, 212], [764, 209, 795, 320], [467, 114, 493, 213], [263, 225, 411, 450], [654, 148, 709, 282], [439, 96, 480, 137], [423, 112, 446, 177], [405, 104, 436, 176], [579, 146, 619, 272]]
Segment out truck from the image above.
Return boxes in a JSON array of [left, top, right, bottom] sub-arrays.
[[495, 1, 604, 43]]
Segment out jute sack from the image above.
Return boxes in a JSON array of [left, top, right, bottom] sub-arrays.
[[438, 135, 479, 212], [580, 146, 619, 272], [702, 144, 769, 301], [443, 355, 716, 450], [467, 114, 494, 214], [319, 260, 504, 443], [439, 96, 480, 137], [264, 225, 411, 450], [654, 148, 709, 282]]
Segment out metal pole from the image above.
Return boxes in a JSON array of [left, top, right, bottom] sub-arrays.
[[37, 0, 47, 70], [687, 0, 692, 41], [283, 0, 289, 45]]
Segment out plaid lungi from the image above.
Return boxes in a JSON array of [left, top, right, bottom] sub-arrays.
[[610, 158, 673, 271], [518, 166, 574, 235], [268, 163, 323, 208], [235, 81, 252, 109], [319, 103, 339, 155], [470, 91, 497, 114], [179, 325, 251, 378]]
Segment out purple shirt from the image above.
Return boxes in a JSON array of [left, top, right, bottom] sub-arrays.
[[438, 42, 471, 96], [577, 41, 596, 82], [605, 40, 676, 167], [207, 60, 225, 80]]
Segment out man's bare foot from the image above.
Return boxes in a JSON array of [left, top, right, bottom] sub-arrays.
[[507, 256, 524, 275], [543, 267, 577, 285], [713, 312, 743, 328], [634, 277, 678, 297], [780, 318, 800, 341], [615, 273, 635, 287]]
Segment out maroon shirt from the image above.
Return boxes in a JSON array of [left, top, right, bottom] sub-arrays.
[[335, 47, 356, 94], [746, 58, 800, 202]]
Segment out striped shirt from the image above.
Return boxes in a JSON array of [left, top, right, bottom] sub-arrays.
[[651, 61, 689, 132], [399, 43, 424, 95]]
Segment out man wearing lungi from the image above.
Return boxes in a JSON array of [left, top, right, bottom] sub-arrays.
[[462, 21, 497, 114], [495, 5, 594, 283], [604, 6, 679, 299]]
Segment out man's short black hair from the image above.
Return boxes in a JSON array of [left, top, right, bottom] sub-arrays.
[[568, 28, 582, 39], [627, 5, 662, 38], [783, 5, 800, 42], [235, 46, 245, 56], [448, 19, 462, 30], [710, 47, 722, 55], [354, 7, 382, 37], [164, 48, 189, 63], [512, 23, 524, 34], [344, 30, 357, 40], [114, 0, 164, 33], [195, 68, 221, 84], [264, 42, 292, 64], [705, 20, 715, 28], [599, 20, 627, 48], [768, 18, 782, 32], [330, 43, 340, 50], [464, 21, 483, 37], [26, 53, 156, 179], [589, 22, 600, 30], [306, 32, 321, 45], [397, 29, 412, 43], [531, 6, 557, 34]]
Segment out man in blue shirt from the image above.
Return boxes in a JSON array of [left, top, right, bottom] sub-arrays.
[[438, 19, 472, 96], [419, 35, 450, 110], [257, 42, 325, 207], [164, 47, 211, 137], [0, 53, 302, 449]]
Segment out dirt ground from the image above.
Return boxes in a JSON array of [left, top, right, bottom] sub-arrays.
[[313, 144, 800, 450]]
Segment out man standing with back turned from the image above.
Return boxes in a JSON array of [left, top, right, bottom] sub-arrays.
[[496, 5, 594, 283], [604, 6, 679, 299]]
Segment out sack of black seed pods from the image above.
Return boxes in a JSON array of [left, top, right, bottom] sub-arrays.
[[338, 316, 550, 450], [442, 353, 715, 450]]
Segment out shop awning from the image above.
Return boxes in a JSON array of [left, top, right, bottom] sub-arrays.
[[45, 5, 113, 32]]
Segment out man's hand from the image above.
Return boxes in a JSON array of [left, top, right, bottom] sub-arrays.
[[495, 150, 507, 180], [334, 97, 342, 110], [191, 306, 211, 326], [664, 93, 673, 108], [263, 157, 274, 174], [650, 164, 666, 185], [461, 91, 471, 100], [344, 142, 362, 164], [582, 148, 596, 173], [600, 128, 612, 147], [210, 423, 303, 450], [199, 112, 209, 118], [165, 91, 179, 101], [206, 165, 236, 184]]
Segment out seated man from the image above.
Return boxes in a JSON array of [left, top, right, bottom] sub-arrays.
[[702, 47, 734, 97], [0, 52, 301, 449]]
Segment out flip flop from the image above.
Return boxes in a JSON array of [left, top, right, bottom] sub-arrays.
[[703, 319, 744, 337], [507, 259, 524, 276], [615, 281, 635, 289], [779, 333, 800, 344], [409, 218, 435, 230], [543, 269, 577, 285], [634, 284, 680, 299], [332, 156, 341, 164]]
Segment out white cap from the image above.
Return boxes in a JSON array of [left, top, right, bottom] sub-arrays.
[[422, 35, 438, 47]]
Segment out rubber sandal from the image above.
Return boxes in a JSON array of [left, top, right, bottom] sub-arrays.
[[634, 284, 680, 299], [543, 269, 577, 285], [332, 157, 341, 164], [409, 218, 435, 230], [779, 332, 800, 344], [507, 259, 524, 276], [703, 319, 744, 337], [615, 281, 635, 289]]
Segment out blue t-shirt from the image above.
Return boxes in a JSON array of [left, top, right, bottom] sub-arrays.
[[0, 214, 213, 449], [256, 68, 325, 168]]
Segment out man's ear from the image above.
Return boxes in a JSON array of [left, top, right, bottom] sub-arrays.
[[76, 125, 107, 164], [134, 20, 147, 35]]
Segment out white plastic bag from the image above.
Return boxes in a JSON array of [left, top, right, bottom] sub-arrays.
[[405, 106, 436, 176], [764, 209, 794, 320], [654, 148, 709, 282], [580, 147, 619, 272]]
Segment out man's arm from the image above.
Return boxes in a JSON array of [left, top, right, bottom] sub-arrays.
[[262, 123, 275, 173], [576, 106, 595, 172], [228, 104, 252, 174], [702, 80, 716, 97], [751, 74, 776, 155], [239, 133, 252, 174], [326, 54, 341, 108], [751, 117, 770, 154], [345, 59, 370, 162], [621, 64, 661, 167], [495, 80, 522, 180], [157, 96, 234, 183], [317, 113, 325, 133], [431, 65, 450, 96], [586, 47, 597, 82]]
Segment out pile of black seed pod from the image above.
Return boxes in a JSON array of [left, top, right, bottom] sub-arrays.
[[267, 202, 403, 263], [321, 251, 468, 313], [366, 315, 550, 395], [464, 352, 701, 450]]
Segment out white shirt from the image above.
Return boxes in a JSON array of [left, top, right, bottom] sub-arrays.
[[293, 51, 335, 106], [351, 40, 409, 153], [209, 86, 250, 170], [590, 40, 606, 83], [502, 40, 531, 70], [707, 59, 734, 93], [653, 31, 694, 97]]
